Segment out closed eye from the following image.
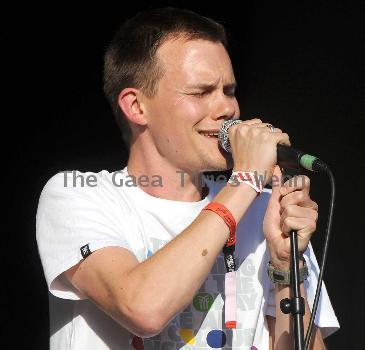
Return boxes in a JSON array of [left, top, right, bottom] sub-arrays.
[[188, 84, 236, 98], [224, 87, 236, 97], [189, 89, 213, 98]]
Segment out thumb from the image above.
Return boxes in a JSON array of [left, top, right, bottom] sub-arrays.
[[270, 165, 283, 201], [263, 165, 283, 234]]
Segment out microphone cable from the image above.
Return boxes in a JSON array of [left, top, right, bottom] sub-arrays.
[[304, 164, 335, 349]]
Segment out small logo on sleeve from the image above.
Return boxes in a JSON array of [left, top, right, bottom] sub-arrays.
[[80, 244, 92, 258]]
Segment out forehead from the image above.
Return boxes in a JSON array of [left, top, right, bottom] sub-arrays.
[[156, 38, 235, 86]]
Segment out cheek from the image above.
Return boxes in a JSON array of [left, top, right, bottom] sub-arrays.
[[147, 95, 209, 148], [172, 97, 209, 126], [161, 97, 208, 136]]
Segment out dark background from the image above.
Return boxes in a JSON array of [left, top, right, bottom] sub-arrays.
[[7, 1, 364, 349]]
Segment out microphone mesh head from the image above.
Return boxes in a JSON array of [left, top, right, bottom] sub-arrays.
[[218, 119, 242, 153]]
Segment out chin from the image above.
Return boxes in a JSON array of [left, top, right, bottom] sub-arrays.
[[193, 142, 233, 172], [201, 154, 233, 172]]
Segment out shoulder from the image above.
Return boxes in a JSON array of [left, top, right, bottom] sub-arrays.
[[38, 169, 129, 211], [41, 169, 121, 193]]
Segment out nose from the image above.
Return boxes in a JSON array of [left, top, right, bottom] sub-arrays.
[[211, 91, 239, 121]]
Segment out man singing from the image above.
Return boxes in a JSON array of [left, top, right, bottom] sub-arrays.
[[36, 7, 339, 349]]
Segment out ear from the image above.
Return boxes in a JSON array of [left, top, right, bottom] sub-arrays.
[[117, 88, 147, 126]]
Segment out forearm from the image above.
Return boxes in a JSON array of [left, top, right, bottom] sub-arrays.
[[124, 182, 257, 328], [273, 282, 326, 349]]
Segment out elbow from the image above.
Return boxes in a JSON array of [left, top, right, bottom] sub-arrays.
[[132, 314, 164, 339], [118, 301, 166, 338]]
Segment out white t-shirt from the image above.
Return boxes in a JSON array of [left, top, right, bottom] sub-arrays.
[[36, 168, 339, 350]]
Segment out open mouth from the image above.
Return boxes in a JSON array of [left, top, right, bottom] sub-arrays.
[[198, 131, 219, 140]]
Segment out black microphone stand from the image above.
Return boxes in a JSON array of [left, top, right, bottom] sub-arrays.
[[280, 231, 305, 350]]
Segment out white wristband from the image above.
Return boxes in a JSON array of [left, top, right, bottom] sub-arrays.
[[228, 171, 264, 193]]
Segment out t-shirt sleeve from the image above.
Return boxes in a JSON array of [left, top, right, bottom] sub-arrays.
[[265, 242, 340, 338], [36, 172, 136, 300]]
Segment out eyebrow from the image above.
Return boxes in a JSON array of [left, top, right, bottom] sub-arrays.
[[186, 81, 237, 91]]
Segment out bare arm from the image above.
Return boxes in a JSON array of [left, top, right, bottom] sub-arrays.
[[65, 182, 257, 337], [64, 118, 289, 337], [267, 279, 326, 349], [263, 164, 326, 349]]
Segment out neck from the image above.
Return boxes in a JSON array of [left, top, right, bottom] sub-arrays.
[[126, 139, 206, 202]]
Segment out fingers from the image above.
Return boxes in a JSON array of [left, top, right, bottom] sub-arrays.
[[281, 217, 317, 237], [281, 175, 311, 196], [239, 119, 283, 134], [279, 182, 319, 238], [235, 119, 282, 133], [250, 124, 284, 134], [280, 199, 317, 234], [280, 204, 318, 220], [280, 190, 318, 210], [280, 205, 318, 229], [240, 118, 263, 125], [249, 122, 291, 147], [273, 131, 291, 147], [228, 122, 290, 143], [228, 118, 291, 176]]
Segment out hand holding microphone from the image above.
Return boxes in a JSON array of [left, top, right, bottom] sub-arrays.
[[218, 119, 327, 174], [218, 117, 321, 265], [218, 118, 291, 184]]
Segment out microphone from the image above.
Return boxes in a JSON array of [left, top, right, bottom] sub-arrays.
[[218, 119, 328, 172]]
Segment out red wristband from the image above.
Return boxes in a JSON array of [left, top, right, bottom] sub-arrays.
[[203, 202, 236, 247]]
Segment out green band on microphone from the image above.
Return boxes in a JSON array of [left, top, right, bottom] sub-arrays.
[[300, 154, 318, 171]]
